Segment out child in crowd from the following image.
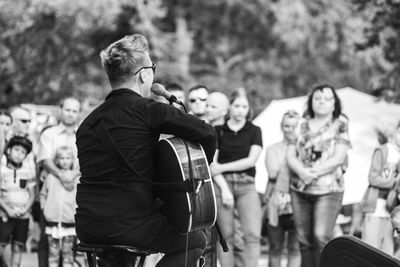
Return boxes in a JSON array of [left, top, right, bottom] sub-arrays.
[[40, 146, 78, 267], [0, 136, 36, 267]]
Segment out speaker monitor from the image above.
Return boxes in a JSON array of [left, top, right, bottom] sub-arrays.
[[320, 235, 400, 267]]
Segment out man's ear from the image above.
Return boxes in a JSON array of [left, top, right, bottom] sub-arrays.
[[139, 70, 149, 83]]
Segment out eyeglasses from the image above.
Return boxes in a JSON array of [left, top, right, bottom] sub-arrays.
[[189, 98, 207, 103], [134, 62, 156, 75]]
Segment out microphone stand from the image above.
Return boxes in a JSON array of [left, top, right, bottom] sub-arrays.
[[168, 95, 187, 113], [167, 96, 229, 253], [214, 222, 229, 252]]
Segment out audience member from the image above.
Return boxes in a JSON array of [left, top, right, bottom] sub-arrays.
[[0, 110, 10, 153], [206, 92, 229, 127], [36, 97, 81, 267], [287, 84, 351, 267], [0, 128, 3, 157], [188, 85, 209, 120], [0, 136, 36, 267], [206, 91, 246, 267], [8, 106, 32, 140], [203, 91, 230, 267], [0, 110, 12, 141], [211, 88, 263, 267], [37, 97, 81, 188], [361, 120, 400, 255], [264, 110, 301, 267], [40, 146, 78, 267]]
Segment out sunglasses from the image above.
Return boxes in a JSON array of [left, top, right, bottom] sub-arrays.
[[189, 98, 207, 103], [134, 62, 156, 75], [18, 119, 31, 124]]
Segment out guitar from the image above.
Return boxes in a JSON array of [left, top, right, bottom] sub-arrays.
[[154, 137, 217, 234]]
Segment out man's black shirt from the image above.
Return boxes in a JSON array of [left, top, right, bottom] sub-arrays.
[[75, 89, 216, 243]]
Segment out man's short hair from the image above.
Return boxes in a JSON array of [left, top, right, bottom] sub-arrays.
[[188, 85, 209, 94], [166, 83, 183, 92], [9, 105, 31, 118], [59, 97, 81, 109], [100, 34, 149, 83]]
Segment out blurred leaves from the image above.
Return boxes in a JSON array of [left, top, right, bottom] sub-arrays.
[[0, 0, 399, 114]]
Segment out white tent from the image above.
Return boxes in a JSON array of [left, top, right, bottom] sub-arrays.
[[253, 87, 400, 205]]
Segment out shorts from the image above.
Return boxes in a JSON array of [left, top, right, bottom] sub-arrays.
[[0, 218, 29, 247]]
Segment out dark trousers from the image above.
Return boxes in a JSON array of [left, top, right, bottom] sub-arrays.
[[78, 213, 206, 267], [38, 211, 49, 267], [143, 228, 205, 267]]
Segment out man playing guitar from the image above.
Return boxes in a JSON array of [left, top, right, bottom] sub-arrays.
[[75, 34, 217, 267]]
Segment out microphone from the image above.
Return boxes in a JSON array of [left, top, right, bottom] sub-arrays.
[[151, 83, 183, 105]]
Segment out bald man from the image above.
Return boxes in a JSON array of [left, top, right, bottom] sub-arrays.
[[204, 91, 232, 267], [205, 91, 229, 127]]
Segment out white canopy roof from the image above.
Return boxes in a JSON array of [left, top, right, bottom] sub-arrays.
[[253, 87, 400, 204]]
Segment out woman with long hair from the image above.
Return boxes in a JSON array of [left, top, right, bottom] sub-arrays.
[[211, 88, 263, 267], [287, 84, 351, 267]]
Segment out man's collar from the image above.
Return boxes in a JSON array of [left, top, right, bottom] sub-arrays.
[[57, 123, 77, 134], [221, 120, 251, 132], [105, 88, 141, 100]]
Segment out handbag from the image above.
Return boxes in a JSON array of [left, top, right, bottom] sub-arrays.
[[386, 173, 400, 212], [386, 188, 399, 212], [391, 206, 400, 232]]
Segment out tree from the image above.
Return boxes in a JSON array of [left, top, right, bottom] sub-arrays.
[[352, 0, 400, 102], [0, 0, 164, 106]]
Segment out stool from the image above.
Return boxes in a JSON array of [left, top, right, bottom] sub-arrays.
[[73, 243, 157, 267]]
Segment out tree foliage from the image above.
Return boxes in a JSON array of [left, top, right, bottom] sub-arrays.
[[0, 0, 398, 114], [352, 0, 400, 102]]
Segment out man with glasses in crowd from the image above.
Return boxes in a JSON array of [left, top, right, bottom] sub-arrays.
[[75, 34, 216, 267], [9, 106, 32, 139], [7, 106, 36, 180], [188, 85, 209, 120]]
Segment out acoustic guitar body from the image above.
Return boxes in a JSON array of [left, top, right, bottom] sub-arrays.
[[155, 137, 217, 234]]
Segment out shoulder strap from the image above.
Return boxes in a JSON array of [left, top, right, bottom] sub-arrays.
[[93, 119, 142, 181], [92, 110, 196, 192], [382, 144, 389, 163]]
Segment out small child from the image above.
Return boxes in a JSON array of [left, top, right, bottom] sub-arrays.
[[40, 146, 79, 267], [0, 136, 35, 267]]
